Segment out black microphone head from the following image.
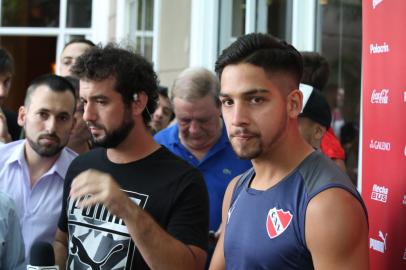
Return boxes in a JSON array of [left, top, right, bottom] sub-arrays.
[[30, 241, 55, 266]]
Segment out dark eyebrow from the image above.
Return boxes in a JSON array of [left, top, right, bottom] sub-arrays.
[[37, 108, 72, 116], [84, 95, 109, 102], [220, 88, 270, 97]]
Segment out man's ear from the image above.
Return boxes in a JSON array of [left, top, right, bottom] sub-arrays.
[[131, 91, 148, 116], [314, 124, 327, 140], [287, 89, 303, 118], [17, 106, 26, 127]]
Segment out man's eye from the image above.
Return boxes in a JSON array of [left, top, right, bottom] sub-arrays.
[[39, 112, 48, 119], [221, 99, 233, 107], [59, 115, 69, 122], [96, 99, 107, 105], [251, 97, 264, 104]]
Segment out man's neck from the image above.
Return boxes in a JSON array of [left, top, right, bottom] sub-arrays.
[[24, 142, 61, 187], [250, 127, 314, 190], [107, 125, 160, 164]]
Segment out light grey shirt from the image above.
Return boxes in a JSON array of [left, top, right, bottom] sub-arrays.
[[0, 192, 25, 269]]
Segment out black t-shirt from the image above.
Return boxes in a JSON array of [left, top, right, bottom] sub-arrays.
[[58, 146, 209, 270]]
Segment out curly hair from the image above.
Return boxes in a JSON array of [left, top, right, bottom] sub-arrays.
[[71, 44, 159, 125], [301, 51, 330, 91], [215, 33, 303, 87]]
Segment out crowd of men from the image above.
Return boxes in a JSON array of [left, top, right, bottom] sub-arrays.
[[0, 33, 368, 270]]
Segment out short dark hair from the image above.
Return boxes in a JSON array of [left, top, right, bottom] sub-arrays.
[[301, 51, 330, 91], [25, 74, 76, 108], [157, 85, 175, 121], [64, 76, 80, 97], [215, 33, 303, 87], [71, 44, 159, 125], [0, 48, 14, 74], [158, 85, 169, 98], [63, 39, 95, 51], [299, 89, 331, 128]]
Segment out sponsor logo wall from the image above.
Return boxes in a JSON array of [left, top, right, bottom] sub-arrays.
[[362, 1, 406, 269]]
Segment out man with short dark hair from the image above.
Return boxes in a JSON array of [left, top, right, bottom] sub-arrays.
[[298, 87, 332, 149], [59, 39, 95, 77], [54, 45, 209, 270], [150, 86, 174, 133], [0, 74, 77, 261], [59, 39, 95, 154], [209, 33, 368, 270], [0, 47, 21, 143], [300, 51, 346, 171]]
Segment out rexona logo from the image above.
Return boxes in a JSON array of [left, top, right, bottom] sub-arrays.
[[369, 140, 391, 152], [371, 184, 388, 203], [370, 89, 389, 104], [370, 230, 387, 253], [370, 42, 390, 54], [372, 0, 383, 9]]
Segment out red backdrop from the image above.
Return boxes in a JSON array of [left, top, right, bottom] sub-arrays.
[[362, 1, 406, 269]]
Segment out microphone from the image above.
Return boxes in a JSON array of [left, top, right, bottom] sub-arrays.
[[27, 241, 59, 270]]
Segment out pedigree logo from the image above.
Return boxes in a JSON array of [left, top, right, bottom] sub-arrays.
[[369, 140, 391, 152], [371, 184, 388, 203], [372, 0, 383, 9], [370, 89, 389, 104], [370, 43, 390, 54], [370, 230, 387, 253]]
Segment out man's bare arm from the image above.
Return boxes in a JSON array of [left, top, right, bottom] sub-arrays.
[[306, 188, 369, 270], [53, 229, 68, 269], [209, 176, 239, 270]]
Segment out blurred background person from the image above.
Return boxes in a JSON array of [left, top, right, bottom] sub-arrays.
[[0, 47, 21, 143], [59, 39, 94, 154], [150, 85, 174, 134], [300, 51, 346, 172], [64, 76, 92, 154], [58, 39, 95, 77]]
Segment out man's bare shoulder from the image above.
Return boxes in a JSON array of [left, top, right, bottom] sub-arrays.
[[305, 188, 369, 269]]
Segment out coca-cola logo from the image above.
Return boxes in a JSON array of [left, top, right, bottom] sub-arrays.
[[371, 89, 389, 104], [369, 140, 391, 151]]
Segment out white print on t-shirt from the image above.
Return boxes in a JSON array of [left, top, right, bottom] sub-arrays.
[[67, 190, 149, 270]]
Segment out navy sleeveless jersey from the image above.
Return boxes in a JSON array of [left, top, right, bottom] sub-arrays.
[[224, 151, 366, 270]]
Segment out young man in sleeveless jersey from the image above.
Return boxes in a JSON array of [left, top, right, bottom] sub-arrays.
[[209, 33, 368, 270]]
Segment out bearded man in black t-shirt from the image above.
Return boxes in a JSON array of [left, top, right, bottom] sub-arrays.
[[54, 44, 209, 270]]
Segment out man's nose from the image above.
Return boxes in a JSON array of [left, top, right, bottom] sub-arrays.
[[188, 120, 201, 133], [83, 103, 97, 122], [45, 117, 57, 133]]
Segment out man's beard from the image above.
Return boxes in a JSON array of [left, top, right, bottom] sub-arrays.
[[231, 137, 263, 160], [90, 111, 135, 148], [27, 133, 64, 157]]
